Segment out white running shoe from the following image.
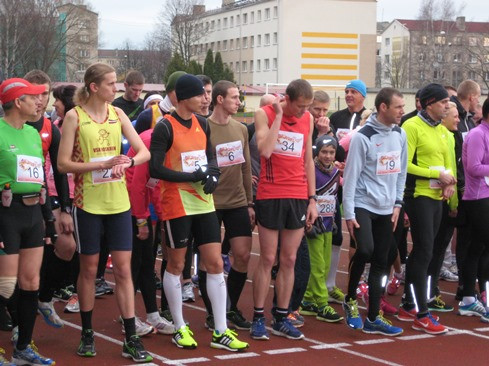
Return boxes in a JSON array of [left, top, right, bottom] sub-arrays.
[[121, 317, 154, 336], [64, 294, 80, 313], [147, 315, 174, 335], [440, 268, 458, 282], [181, 282, 195, 302], [38, 301, 64, 328]]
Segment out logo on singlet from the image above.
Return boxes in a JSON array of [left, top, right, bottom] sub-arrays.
[[98, 129, 110, 146]]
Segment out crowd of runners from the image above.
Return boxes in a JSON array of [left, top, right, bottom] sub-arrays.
[[0, 63, 488, 365]]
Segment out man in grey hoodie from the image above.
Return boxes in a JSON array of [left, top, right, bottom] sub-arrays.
[[342, 87, 407, 336]]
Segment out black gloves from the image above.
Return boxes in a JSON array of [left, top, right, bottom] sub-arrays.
[[192, 164, 220, 194], [45, 219, 58, 244], [202, 175, 219, 194]]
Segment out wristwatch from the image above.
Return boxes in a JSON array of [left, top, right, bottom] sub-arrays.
[[308, 195, 318, 202]]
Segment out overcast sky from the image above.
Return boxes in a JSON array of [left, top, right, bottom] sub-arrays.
[[94, 0, 489, 49]]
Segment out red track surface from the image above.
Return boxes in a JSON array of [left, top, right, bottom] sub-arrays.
[[1, 228, 488, 366]]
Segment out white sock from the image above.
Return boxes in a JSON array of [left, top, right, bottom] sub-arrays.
[[462, 296, 476, 305], [327, 245, 341, 290], [163, 271, 185, 329], [146, 311, 161, 324], [207, 273, 227, 333]]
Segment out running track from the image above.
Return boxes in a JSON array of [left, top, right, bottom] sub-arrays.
[[1, 228, 487, 366]]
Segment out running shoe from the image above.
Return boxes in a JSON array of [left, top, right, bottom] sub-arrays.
[[439, 268, 458, 282], [64, 294, 80, 313], [458, 300, 488, 317], [10, 326, 39, 354], [316, 305, 343, 323], [227, 309, 252, 330], [222, 254, 231, 275], [287, 311, 305, 328], [121, 317, 154, 337], [387, 277, 401, 296], [77, 329, 96, 357], [12, 345, 55, 365], [95, 277, 113, 296], [53, 286, 72, 302], [38, 301, 64, 328], [250, 317, 269, 340], [181, 282, 195, 303], [122, 335, 153, 363], [147, 315, 174, 335], [211, 328, 249, 352], [299, 301, 318, 316], [342, 298, 363, 330], [396, 305, 440, 322], [363, 311, 403, 336], [0, 347, 13, 366], [356, 282, 369, 305], [159, 308, 173, 323], [271, 317, 304, 340], [172, 325, 197, 349], [328, 286, 345, 304], [428, 295, 454, 312], [380, 296, 398, 315], [204, 314, 215, 331], [412, 313, 448, 335]]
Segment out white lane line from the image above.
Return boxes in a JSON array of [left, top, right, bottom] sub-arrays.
[[124, 364, 159, 366], [474, 327, 489, 332], [398, 334, 434, 341], [355, 339, 395, 345], [335, 348, 404, 366], [310, 342, 351, 349], [62, 320, 170, 363], [164, 357, 210, 365], [263, 347, 307, 355], [215, 352, 260, 360], [445, 326, 489, 340]]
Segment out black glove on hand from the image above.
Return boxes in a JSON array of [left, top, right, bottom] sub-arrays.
[[192, 165, 209, 182], [45, 220, 58, 244], [202, 175, 219, 194]]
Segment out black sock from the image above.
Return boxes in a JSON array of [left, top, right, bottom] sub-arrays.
[[198, 270, 213, 315], [16, 289, 38, 350], [80, 310, 93, 331], [274, 307, 288, 322], [123, 317, 136, 341], [416, 311, 428, 319], [39, 246, 71, 302], [227, 268, 247, 311], [253, 307, 264, 321]]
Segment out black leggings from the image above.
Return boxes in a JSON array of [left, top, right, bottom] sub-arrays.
[[404, 196, 442, 314], [462, 199, 489, 298], [347, 208, 394, 320], [131, 216, 158, 314], [393, 207, 408, 264]]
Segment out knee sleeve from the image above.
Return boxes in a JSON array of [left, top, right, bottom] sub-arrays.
[[0, 277, 17, 299]]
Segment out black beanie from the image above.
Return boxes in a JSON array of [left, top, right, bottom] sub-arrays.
[[419, 83, 449, 109], [313, 134, 337, 157], [175, 74, 205, 101]]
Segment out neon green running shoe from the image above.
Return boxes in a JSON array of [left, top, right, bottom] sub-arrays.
[[328, 286, 345, 304], [172, 325, 197, 349], [211, 328, 249, 352]]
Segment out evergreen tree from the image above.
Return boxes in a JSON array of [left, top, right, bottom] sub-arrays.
[[164, 53, 187, 83], [203, 49, 215, 81], [187, 60, 203, 75], [213, 52, 224, 81]]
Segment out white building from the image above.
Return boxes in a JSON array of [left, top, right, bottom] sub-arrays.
[[191, 0, 377, 87]]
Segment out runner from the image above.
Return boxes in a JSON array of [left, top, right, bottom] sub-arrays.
[[112, 70, 145, 120], [149, 74, 249, 352], [0, 78, 55, 365], [251, 79, 317, 341], [342, 87, 407, 336], [57, 62, 153, 362]]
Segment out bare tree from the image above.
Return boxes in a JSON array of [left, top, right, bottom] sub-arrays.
[[463, 33, 489, 91], [382, 51, 409, 89]]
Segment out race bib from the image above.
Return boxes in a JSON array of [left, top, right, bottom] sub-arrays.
[[273, 130, 304, 158], [216, 140, 245, 167], [90, 156, 122, 184], [376, 151, 401, 175], [429, 166, 445, 189], [146, 178, 160, 189], [336, 128, 350, 141], [317, 195, 336, 217], [181, 150, 208, 173], [17, 155, 44, 184]]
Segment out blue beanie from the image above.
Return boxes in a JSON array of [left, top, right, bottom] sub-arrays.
[[345, 79, 367, 97]]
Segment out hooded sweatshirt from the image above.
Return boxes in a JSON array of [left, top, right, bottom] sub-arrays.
[[343, 113, 407, 220]]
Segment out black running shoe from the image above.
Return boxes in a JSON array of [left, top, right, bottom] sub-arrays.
[[77, 329, 96, 357], [122, 335, 153, 363]]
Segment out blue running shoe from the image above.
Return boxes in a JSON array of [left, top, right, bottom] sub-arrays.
[[271, 318, 304, 340], [12, 345, 55, 365], [458, 300, 487, 317], [363, 311, 403, 336], [250, 317, 269, 340], [343, 298, 363, 330]]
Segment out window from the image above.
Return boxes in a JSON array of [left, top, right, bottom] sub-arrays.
[[436, 53, 444, 62], [243, 37, 248, 48], [217, 19, 221, 30], [485, 55, 489, 63], [265, 33, 270, 46], [385, 38, 390, 47], [470, 55, 477, 63], [236, 62, 240, 72], [420, 36, 427, 45], [433, 70, 444, 80], [250, 60, 254, 72], [257, 10, 262, 22], [223, 40, 228, 51], [469, 37, 477, 46], [485, 72, 489, 81], [230, 16, 234, 27], [79, 35, 89, 42], [243, 13, 248, 24], [273, 32, 277, 44], [224, 17, 228, 28], [264, 58, 270, 71], [236, 38, 240, 49], [217, 41, 221, 51], [250, 36, 254, 47], [265, 8, 270, 20], [273, 6, 278, 18], [384, 71, 390, 79], [435, 36, 446, 45], [251, 11, 254, 23], [273, 58, 277, 70], [452, 36, 462, 45], [385, 55, 390, 64], [79, 49, 89, 58], [211, 20, 215, 31], [229, 63, 234, 71], [419, 53, 425, 61], [420, 71, 425, 80], [452, 69, 463, 86], [469, 71, 476, 80], [485, 37, 489, 47], [230, 39, 234, 50], [453, 53, 461, 62], [257, 34, 262, 46], [242, 61, 247, 72], [257, 59, 261, 71], [236, 14, 240, 25], [78, 20, 87, 29], [211, 42, 215, 51], [199, 44, 203, 53]]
